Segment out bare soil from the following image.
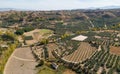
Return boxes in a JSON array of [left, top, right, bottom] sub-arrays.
[[110, 46, 120, 55], [63, 69, 76, 74]]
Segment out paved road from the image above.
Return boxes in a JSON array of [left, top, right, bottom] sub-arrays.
[[4, 47, 38, 74]]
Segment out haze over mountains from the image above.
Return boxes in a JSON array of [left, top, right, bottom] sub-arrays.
[[0, 6, 120, 11], [91, 6, 120, 9], [0, 8, 28, 11]]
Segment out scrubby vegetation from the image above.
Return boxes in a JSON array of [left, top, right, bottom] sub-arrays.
[[0, 32, 18, 74], [15, 26, 34, 35]]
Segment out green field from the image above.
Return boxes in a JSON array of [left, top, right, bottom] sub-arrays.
[[39, 29, 53, 34], [24, 29, 53, 39], [38, 65, 56, 74], [38, 29, 53, 37], [38, 65, 66, 74]]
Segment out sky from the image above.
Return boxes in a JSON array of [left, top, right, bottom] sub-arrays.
[[0, 0, 120, 10]]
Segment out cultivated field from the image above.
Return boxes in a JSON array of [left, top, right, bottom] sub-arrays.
[[46, 43, 58, 60], [23, 29, 53, 45], [82, 50, 120, 74], [62, 42, 96, 63], [32, 43, 58, 60]]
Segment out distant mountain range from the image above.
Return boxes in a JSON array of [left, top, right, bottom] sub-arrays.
[[0, 6, 120, 11], [0, 8, 29, 11], [92, 6, 120, 9], [0, 8, 15, 11]]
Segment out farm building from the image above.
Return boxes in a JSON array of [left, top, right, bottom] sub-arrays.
[[71, 35, 88, 41]]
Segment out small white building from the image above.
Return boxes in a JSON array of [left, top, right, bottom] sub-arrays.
[[72, 35, 88, 41]]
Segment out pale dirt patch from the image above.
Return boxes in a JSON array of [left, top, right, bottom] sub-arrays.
[[18, 36, 23, 43], [97, 67, 103, 74], [25, 40, 37, 45], [63, 69, 76, 74], [110, 46, 120, 55]]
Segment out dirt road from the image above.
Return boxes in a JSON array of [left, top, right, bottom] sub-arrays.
[[4, 47, 38, 74]]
